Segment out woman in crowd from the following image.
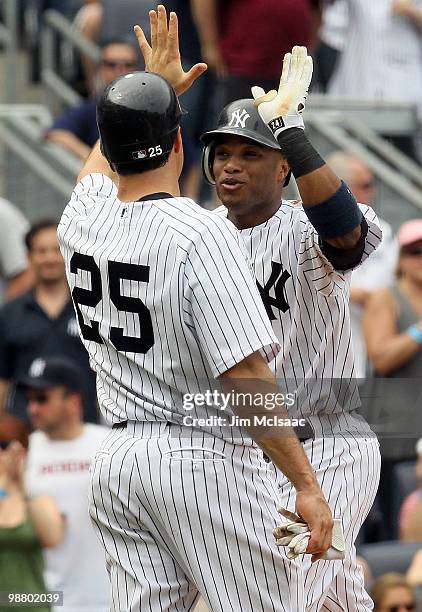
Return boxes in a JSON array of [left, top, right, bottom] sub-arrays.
[[363, 219, 422, 378], [363, 219, 422, 539], [0, 414, 64, 612]]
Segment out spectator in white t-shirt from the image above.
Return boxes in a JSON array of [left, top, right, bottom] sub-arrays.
[[23, 357, 110, 612], [326, 151, 398, 379], [328, 0, 422, 109], [0, 197, 32, 304], [327, 0, 422, 157]]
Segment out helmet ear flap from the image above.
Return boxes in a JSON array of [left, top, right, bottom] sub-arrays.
[[201, 143, 216, 185], [100, 139, 115, 172], [100, 139, 108, 163]]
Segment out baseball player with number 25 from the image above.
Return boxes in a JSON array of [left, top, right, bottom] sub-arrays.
[[57, 6, 333, 612], [137, 5, 382, 611]]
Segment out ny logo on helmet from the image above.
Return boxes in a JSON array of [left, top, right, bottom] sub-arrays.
[[228, 108, 250, 129]]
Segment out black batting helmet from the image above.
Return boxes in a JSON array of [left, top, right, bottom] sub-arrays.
[[97, 71, 182, 172], [200, 98, 290, 186]]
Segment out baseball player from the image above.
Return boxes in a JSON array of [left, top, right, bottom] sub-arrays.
[[57, 15, 333, 612], [201, 55, 382, 612], [136, 11, 382, 610]]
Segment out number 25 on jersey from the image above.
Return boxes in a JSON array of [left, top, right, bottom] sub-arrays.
[[70, 252, 154, 354]]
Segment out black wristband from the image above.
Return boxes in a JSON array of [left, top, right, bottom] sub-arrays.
[[319, 218, 369, 271], [305, 181, 362, 239], [276, 128, 325, 178]]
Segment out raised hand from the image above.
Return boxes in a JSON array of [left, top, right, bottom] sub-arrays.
[[392, 0, 414, 16], [252, 46, 313, 137], [134, 4, 207, 97], [0, 441, 26, 486]]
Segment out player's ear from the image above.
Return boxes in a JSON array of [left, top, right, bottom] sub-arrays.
[[173, 128, 183, 154], [277, 155, 290, 185]]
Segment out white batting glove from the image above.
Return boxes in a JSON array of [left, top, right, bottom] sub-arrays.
[[251, 46, 313, 138], [287, 532, 311, 559], [274, 508, 345, 561], [273, 520, 311, 559], [273, 508, 309, 554]]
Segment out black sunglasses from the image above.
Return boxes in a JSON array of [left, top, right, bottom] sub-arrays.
[[101, 60, 137, 69], [27, 393, 50, 404], [387, 604, 416, 612], [402, 246, 422, 257], [27, 389, 71, 404], [0, 440, 12, 450]]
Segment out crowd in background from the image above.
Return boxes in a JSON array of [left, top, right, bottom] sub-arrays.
[[1, 1, 422, 610]]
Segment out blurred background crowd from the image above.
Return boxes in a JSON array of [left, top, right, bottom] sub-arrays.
[[1, 1, 422, 610]]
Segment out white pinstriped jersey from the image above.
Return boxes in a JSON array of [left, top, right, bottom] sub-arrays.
[[216, 200, 382, 418], [58, 173, 279, 438]]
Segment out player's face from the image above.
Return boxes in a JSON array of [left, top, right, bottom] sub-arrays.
[[27, 386, 71, 434], [398, 240, 422, 285], [99, 43, 138, 86], [213, 136, 288, 225], [28, 227, 66, 284]]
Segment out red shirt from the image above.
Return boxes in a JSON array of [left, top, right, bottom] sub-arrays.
[[219, 0, 319, 80]]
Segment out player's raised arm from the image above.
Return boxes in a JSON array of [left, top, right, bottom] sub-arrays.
[[184, 215, 333, 561], [77, 140, 117, 184], [252, 46, 363, 252], [78, 4, 207, 185], [134, 4, 207, 96]]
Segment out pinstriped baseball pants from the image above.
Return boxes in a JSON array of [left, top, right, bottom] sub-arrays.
[[277, 414, 381, 612], [88, 422, 305, 612]]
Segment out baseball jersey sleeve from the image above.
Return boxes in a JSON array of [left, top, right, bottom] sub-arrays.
[[298, 203, 382, 295], [183, 217, 280, 378], [69, 173, 117, 209], [59, 173, 117, 233]]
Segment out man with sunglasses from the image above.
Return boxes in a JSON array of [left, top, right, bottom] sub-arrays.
[[23, 356, 109, 612], [46, 37, 138, 161]]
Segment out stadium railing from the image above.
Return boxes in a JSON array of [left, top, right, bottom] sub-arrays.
[[0, 104, 79, 218], [306, 99, 422, 229], [0, 0, 19, 102], [41, 9, 100, 114]]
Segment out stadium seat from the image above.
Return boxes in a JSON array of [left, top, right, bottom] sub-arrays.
[[358, 541, 421, 578]]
